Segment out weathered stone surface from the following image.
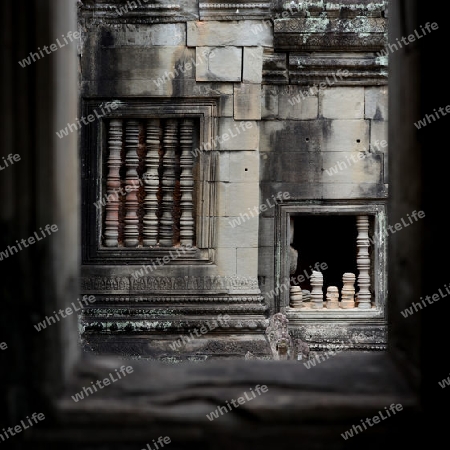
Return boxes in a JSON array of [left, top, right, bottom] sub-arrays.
[[216, 217, 258, 248], [225, 182, 260, 216], [237, 248, 259, 277], [370, 120, 388, 182], [218, 118, 259, 150], [262, 50, 288, 84], [278, 86, 319, 120], [234, 83, 262, 120], [258, 217, 275, 248], [322, 119, 370, 152], [320, 87, 365, 119], [215, 247, 237, 275], [261, 85, 279, 118], [218, 152, 230, 182], [322, 151, 383, 183], [187, 20, 273, 47], [195, 46, 242, 82], [219, 94, 234, 117], [274, 17, 387, 51], [117, 23, 187, 46], [243, 47, 264, 83], [229, 151, 260, 182], [365, 86, 388, 120], [289, 52, 388, 86]]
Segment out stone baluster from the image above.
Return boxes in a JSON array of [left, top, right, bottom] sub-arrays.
[[103, 119, 122, 247], [179, 119, 195, 246], [310, 270, 324, 309], [290, 286, 303, 308], [356, 215, 372, 309], [123, 120, 140, 247], [326, 286, 340, 309], [301, 290, 311, 308], [160, 119, 177, 247], [143, 119, 161, 246], [341, 272, 356, 308]]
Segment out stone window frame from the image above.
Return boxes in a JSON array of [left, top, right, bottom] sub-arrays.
[[81, 98, 219, 264], [275, 201, 387, 318]]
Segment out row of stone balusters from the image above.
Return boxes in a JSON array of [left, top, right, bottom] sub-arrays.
[[290, 215, 372, 309], [103, 118, 195, 247]]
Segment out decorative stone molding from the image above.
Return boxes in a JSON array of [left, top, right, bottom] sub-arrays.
[[81, 318, 270, 333], [81, 275, 260, 292], [199, 1, 271, 20]]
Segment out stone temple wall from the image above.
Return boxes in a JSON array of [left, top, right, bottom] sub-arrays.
[[78, 0, 388, 360]]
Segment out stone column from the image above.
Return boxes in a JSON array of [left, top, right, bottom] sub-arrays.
[[310, 270, 324, 309], [179, 119, 195, 246], [143, 119, 161, 247], [356, 215, 372, 309], [123, 120, 140, 247], [341, 273, 356, 309], [103, 119, 122, 247], [160, 119, 177, 247]]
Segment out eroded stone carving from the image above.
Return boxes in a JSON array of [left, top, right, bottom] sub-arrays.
[[326, 286, 340, 309], [265, 313, 293, 360], [341, 272, 356, 309], [289, 286, 303, 309], [310, 270, 324, 309]]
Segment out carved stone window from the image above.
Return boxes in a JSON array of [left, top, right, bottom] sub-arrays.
[[81, 99, 218, 264], [276, 201, 387, 349]]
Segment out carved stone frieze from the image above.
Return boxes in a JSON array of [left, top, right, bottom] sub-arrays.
[[81, 275, 259, 292]]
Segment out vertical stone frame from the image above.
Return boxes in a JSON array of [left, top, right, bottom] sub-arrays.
[[81, 98, 219, 264], [275, 201, 387, 319]]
